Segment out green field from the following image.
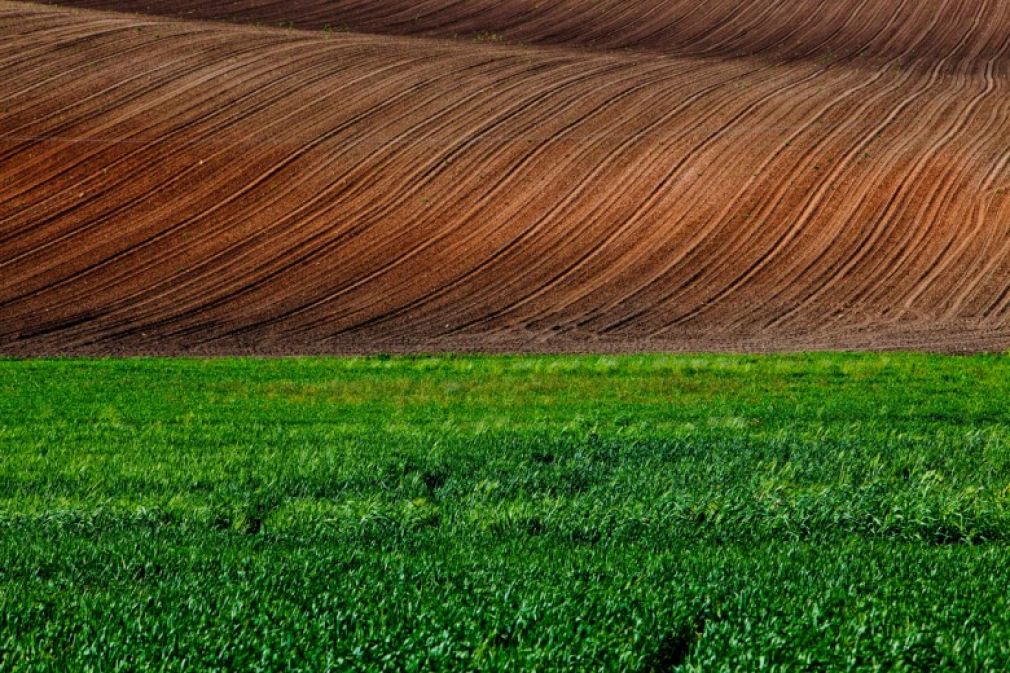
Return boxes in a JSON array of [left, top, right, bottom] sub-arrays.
[[3, 354, 1010, 671]]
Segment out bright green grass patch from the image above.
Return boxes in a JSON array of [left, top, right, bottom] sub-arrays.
[[2, 353, 1010, 671]]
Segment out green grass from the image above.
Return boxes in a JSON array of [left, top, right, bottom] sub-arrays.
[[2, 353, 1010, 671]]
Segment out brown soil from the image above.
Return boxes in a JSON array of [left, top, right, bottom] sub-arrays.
[[4, 0, 1010, 355]]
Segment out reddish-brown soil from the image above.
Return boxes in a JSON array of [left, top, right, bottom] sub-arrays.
[[4, 0, 1010, 355]]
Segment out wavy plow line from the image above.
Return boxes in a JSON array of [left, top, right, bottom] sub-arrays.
[[0, 45, 321, 227], [410, 0, 890, 335], [192, 68, 640, 342], [45, 53, 569, 344], [0, 27, 268, 166], [509, 0, 920, 334], [0, 47, 325, 284], [0, 32, 352, 215], [298, 49, 821, 337], [663, 64, 951, 335], [431, 63, 850, 338], [932, 144, 1010, 317], [736, 54, 1004, 327], [0, 48, 444, 296], [38, 0, 1010, 69], [0, 48, 457, 316], [758, 81, 987, 332], [7, 1, 1010, 354], [845, 64, 1010, 318], [648, 11, 965, 334], [179, 58, 642, 340], [566, 62, 906, 336], [749, 62, 990, 331], [0, 37, 314, 232], [760, 0, 1008, 326], [606, 0, 929, 317], [3, 45, 577, 341], [308, 59, 732, 339]]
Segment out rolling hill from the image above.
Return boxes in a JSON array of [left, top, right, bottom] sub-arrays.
[[4, 0, 1010, 354]]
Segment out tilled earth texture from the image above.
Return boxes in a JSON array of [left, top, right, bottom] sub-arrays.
[[6, 1, 1010, 355]]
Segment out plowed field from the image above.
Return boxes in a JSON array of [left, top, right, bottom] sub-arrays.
[[5, 0, 1010, 354]]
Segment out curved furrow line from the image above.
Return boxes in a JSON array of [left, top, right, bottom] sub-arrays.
[[0, 36, 287, 250], [859, 26, 1010, 312], [747, 1, 1007, 330], [651, 19, 966, 334], [0, 37, 315, 226], [0, 41, 310, 264], [402, 1, 547, 36], [693, 2, 817, 59], [280, 51, 824, 336], [145, 57, 641, 342], [0, 32, 337, 212], [543, 74, 908, 334], [0, 15, 222, 127], [427, 1, 637, 46], [43, 53, 571, 343], [749, 31, 995, 332], [538, 77, 905, 335], [761, 75, 991, 332], [690, 0, 814, 58], [2, 48, 556, 333], [846, 64, 1010, 316], [912, 1, 1010, 317], [589, 2, 727, 54], [425, 58, 860, 338], [590, 4, 706, 56], [975, 194, 1010, 321], [148, 56, 635, 328], [975, 221, 1010, 321], [932, 144, 1010, 317], [0, 28, 270, 165], [7, 1, 1010, 354], [623, 1, 735, 52], [661, 64, 951, 334], [0, 49, 458, 313], [509, 0, 923, 334], [31, 0, 1003, 66], [0, 78, 359, 282], [0, 34, 181, 119], [584, 68, 907, 334], [0, 14, 138, 68], [0, 21, 162, 88], [0, 46, 448, 298], [301, 59, 738, 338]]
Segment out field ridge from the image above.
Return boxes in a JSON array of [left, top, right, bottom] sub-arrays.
[[4, 1, 1010, 354]]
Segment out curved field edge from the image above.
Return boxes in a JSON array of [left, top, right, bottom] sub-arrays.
[[36, 0, 1010, 67], [5, 1, 1010, 355], [2, 352, 1010, 670]]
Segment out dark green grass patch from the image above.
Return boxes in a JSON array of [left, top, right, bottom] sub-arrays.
[[2, 353, 1010, 671]]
